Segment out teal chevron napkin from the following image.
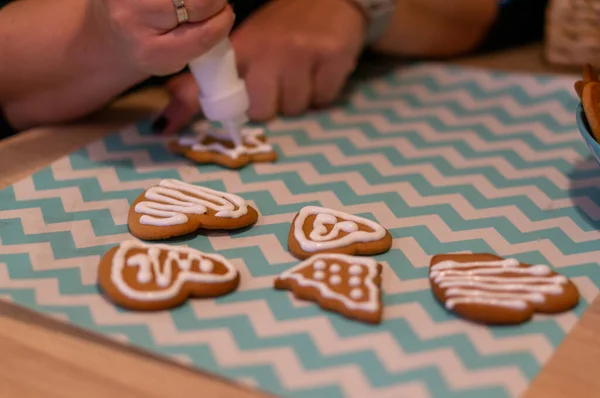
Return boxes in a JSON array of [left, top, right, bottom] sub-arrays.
[[0, 63, 594, 398]]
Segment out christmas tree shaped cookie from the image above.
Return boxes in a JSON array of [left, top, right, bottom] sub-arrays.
[[274, 253, 384, 324]]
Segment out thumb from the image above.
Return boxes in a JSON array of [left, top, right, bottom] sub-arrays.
[[152, 72, 201, 135]]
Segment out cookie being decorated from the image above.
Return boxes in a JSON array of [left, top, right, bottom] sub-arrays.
[[429, 253, 580, 325], [128, 179, 258, 240], [98, 240, 240, 311], [274, 253, 384, 324], [288, 206, 392, 259], [170, 125, 277, 169]]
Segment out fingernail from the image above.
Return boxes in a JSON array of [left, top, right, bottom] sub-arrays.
[[152, 116, 168, 133]]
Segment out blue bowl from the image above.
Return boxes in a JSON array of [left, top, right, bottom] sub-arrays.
[[576, 102, 600, 165]]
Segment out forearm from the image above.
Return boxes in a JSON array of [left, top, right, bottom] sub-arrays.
[[0, 0, 147, 130], [371, 0, 498, 58]]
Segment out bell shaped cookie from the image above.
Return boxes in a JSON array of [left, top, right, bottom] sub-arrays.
[[98, 240, 240, 311], [275, 253, 384, 324], [288, 206, 392, 259]]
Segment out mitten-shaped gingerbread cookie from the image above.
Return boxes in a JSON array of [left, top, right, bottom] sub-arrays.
[[288, 206, 392, 259], [274, 253, 384, 324], [98, 240, 240, 311], [129, 179, 258, 240], [429, 253, 580, 325]]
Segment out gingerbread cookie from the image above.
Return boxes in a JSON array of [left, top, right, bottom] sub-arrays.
[[128, 179, 258, 240], [170, 126, 277, 169], [582, 81, 600, 142], [98, 240, 240, 311], [288, 206, 392, 259], [274, 253, 384, 324], [575, 63, 598, 99], [429, 253, 580, 325]]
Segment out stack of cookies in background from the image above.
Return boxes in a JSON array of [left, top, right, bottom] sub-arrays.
[[544, 0, 600, 69], [578, 64, 600, 143]]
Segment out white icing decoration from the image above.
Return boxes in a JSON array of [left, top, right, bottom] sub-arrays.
[[313, 260, 326, 270], [329, 275, 342, 285], [329, 263, 341, 273], [293, 206, 387, 253], [179, 126, 273, 160], [200, 260, 214, 273], [134, 179, 248, 226], [313, 271, 325, 280], [349, 276, 361, 287], [350, 288, 363, 299], [349, 265, 362, 275], [127, 254, 153, 284], [279, 254, 378, 312], [309, 213, 358, 241], [110, 240, 237, 301], [430, 258, 568, 310]]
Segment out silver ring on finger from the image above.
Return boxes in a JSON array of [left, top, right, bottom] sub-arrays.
[[172, 0, 189, 24]]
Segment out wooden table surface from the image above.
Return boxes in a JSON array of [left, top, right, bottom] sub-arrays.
[[1, 43, 599, 398]]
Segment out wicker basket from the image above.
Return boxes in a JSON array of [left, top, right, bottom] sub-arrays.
[[544, 0, 600, 67]]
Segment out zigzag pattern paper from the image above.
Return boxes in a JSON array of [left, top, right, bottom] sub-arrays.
[[0, 63, 597, 398]]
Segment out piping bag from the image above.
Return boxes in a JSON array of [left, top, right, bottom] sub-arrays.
[[187, 38, 249, 147]]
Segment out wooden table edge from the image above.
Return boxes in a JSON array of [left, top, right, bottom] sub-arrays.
[[0, 301, 274, 398]]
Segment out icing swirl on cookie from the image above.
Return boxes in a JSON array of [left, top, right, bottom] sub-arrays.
[[278, 253, 380, 312], [110, 240, 237, 301], [430, 258, 568, 310], [134, 179, 248, 226], [293, 206, 386, 252], [178, 126, 273, 160]]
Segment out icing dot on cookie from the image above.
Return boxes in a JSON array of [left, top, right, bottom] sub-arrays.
[[349, 276, 361, 287], [350, 288, 363, 299], [313, 271, 325, 280], [329, 275, 342, 285], [200, 260, 214, 273], [349, 265, 362, 275], [178, 256, 192, 270], [329, 263, 341, 273], [313, 260, 326, 270]]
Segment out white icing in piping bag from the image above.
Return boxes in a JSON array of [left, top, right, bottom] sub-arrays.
[[187, 38, 249, 147]]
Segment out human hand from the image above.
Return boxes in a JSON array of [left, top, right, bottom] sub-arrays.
[[94, 0, 235, 76], [153, 0, 366, 134]]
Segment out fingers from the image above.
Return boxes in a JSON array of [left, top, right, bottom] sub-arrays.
[[312, 57, 355, 108], [152, 60, 350, 134], [243, 57, 350, 121], [244, 61, 280, 121], [151, 59, 350, 135], [181, 0, 228, 23], [280, 56, 313, 116], [153, 73, 201, 134], [155, 5, 234, 65], [144, 0, 229, 28]]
